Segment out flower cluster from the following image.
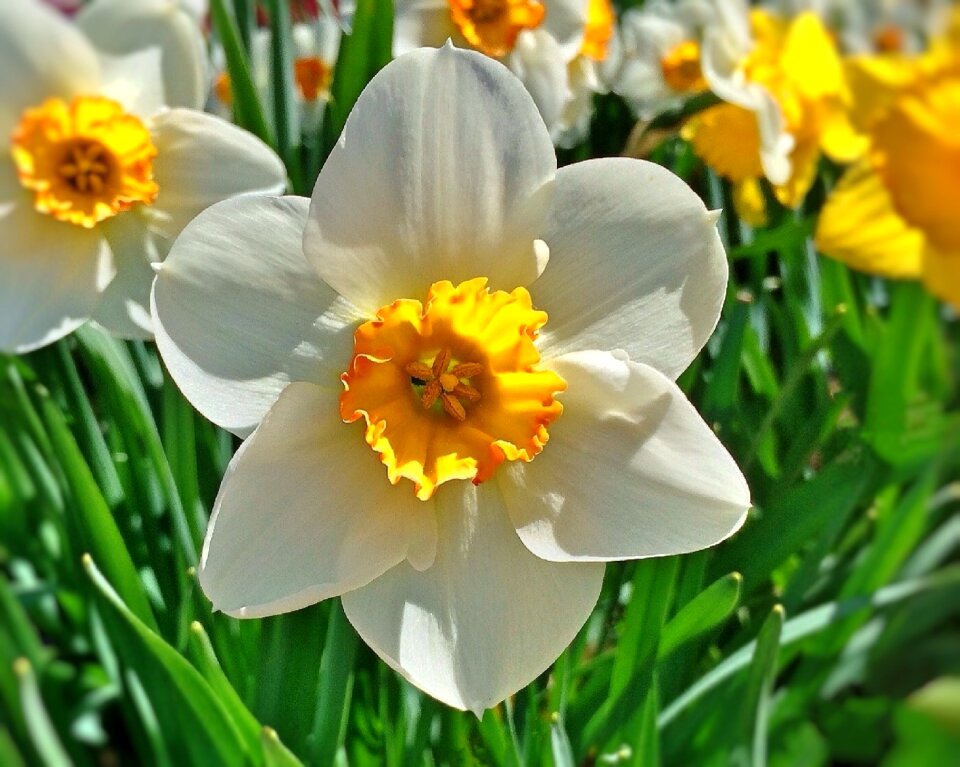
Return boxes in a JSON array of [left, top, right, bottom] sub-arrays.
[[1, 0, 286, 353], [60, 0, 960, 714], [598, 0, 959, 306]]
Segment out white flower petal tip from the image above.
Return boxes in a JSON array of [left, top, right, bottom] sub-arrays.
[[707, 209, 723, 225], [150, 262, 163, 274], [148, 110, 288, 240], [151, 195, 361, 437], [343, 483, 604, 712], [534, 157, 729, 379], [500, 350, 751, 563], [303, 44, 556, 313], [198, 382, 433, 619]]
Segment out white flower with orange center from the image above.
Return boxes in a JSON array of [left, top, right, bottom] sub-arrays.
[[152, 45, 750, 712], [606, 0, 713, 119], [211, 20, 340, 135], [0, 0, 286, 353], [394, 0, 615, 146]]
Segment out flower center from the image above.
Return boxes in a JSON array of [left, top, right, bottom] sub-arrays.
[[660, 40, 706, 92], [447, 0, 545, 57], [11, 96, 158, 229], [294, 56, 333, 101], [340, 278, 565, 500], [580, 0, 614, 61], [872, 23, 905, 54]]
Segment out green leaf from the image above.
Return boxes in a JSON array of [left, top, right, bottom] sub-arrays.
[[307, 600, 358, 765], [13, 658, 71, 767], [320, 0, 393, 159], [75, 327, 199, 566], [265, 0, 306, 193], [738, 606, 785, 767], [659, 567, 960, 729], [83, 555, 253, 766], [262, 727, 305, 767], [186, 621, 263, 757], [211, 0, 274, 145], [39, 393, 157, 632], [658, 572, 743, 660]]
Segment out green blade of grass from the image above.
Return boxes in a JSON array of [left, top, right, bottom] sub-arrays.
[[83, 555, 254, 766], [39, 394, 157, 632], [212, 0, 274, 145]]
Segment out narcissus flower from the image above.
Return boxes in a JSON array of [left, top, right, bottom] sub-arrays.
[[606, 0, 712, 119], [687, 2, 865, 224], [0, 0, 286, 353], [211, 19, 341, 135], [816, 42, 960, 308], [393, 0, 615, 147], [152, 45, 750, 712]]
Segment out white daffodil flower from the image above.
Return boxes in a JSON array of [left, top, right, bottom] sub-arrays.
[[0, 0, 286, 353], [699, 0, 794, 185], [393, 0, 615, 147], [152, 45, 750, 714], [606, 0, 713, 119], [211, 19, 341, 136]]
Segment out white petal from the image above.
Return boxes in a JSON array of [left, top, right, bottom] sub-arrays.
[[0, 0, 100, 143], [303, 45, 555, 314], [76, 0, 208, 110], [754, 87, 794, 187], [508, 30, 571, 140], [0, 167, 112, 353], [200, 382, 436, 618], [343, 481, 604, 713], [152, 195, 364, 437], [147, 109, 287, 239], [500, 351, 750, 562], [92, 212, 164, 339], [533, 158, 728, 380], [97, 47, 166, 121], [392, 0, 458, 55], [540, 0, 590, 58]]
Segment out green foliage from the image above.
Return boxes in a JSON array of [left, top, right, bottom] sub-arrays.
[[0, 7, 957, 766]]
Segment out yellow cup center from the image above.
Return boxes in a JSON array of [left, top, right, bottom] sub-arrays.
[[447, 0, 545, 57], [660, 40, 706, 93], [11, 95, 158, 229], [340, 278, 565, 500], [580, 0, 615, 61]]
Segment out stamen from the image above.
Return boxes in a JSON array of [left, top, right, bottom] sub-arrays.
[[441, 392, 467, 421], [406, 347, 484, 419], [431, 348, 451, 378]]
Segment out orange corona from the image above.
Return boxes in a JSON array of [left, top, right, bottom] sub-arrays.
[[340, 278, 565, 500], [11, 96, 158, 228]]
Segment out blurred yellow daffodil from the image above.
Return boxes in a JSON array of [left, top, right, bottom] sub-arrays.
[[816, 28, 960, 308], [686, 2, 865, 224]]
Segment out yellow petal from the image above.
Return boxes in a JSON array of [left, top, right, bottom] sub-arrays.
[[922, 244, 960, 310], [781, 12, 845, 101], [733, 178, 768, 227], [818, 99, 869, 163], [844, 54, 921, 131], [873, 79, 960, 253], [815, 161, 924, 279], [683, 103, 764, 183], [773, 131, 819, 209]]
